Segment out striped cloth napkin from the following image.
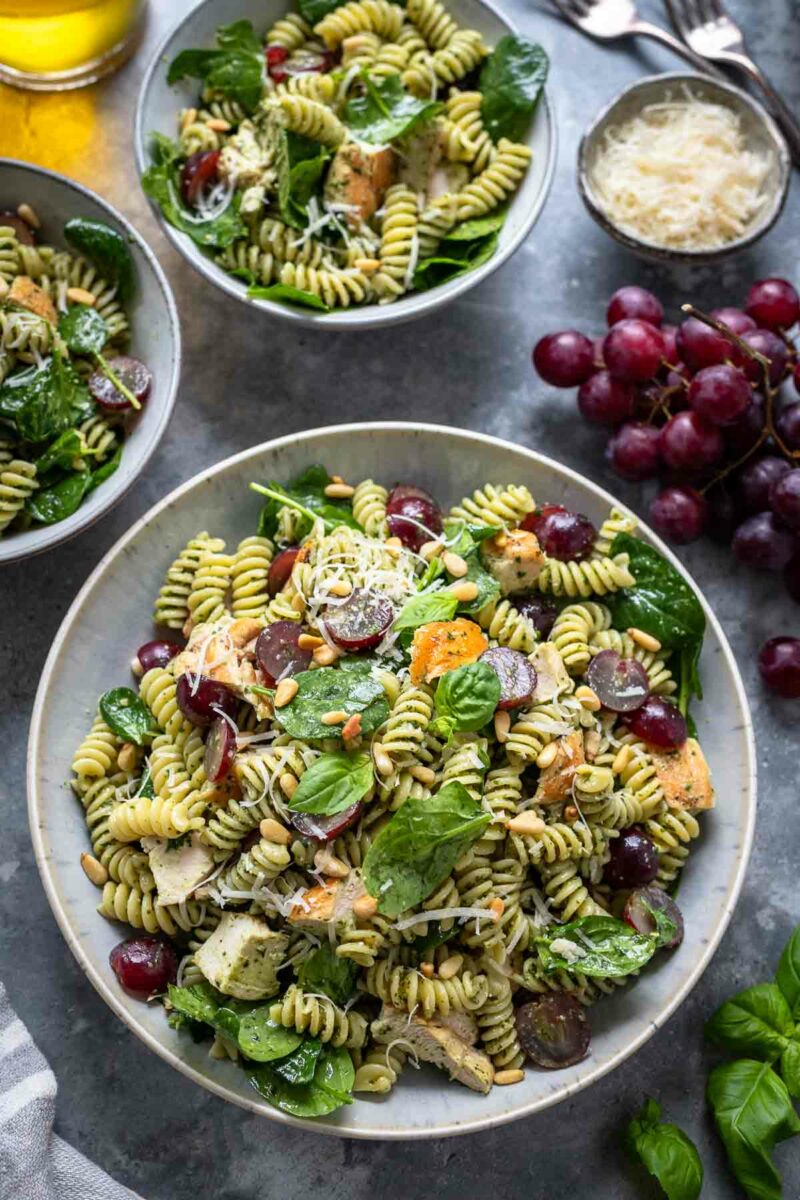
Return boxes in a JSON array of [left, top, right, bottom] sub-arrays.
[[0, 982, 142, 1200]]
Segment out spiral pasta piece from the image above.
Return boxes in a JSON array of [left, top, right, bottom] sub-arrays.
[[406, 0, 458, 48], [450, 483, 535, 528], [538, 859, 606, 922], [71, 714, 119, 792], [592, 505, 637, 558], [351, 478, 388, 536], [446, 89, 496, 173], [456, 140, 532, 221], [353, 1040, 407, 1093], [549, 602, 612, 675], [645, 809, 700, 886], [440, 736, 488, 802], [265, 12, 312, 49], [315, 0, 404, 47], [270, 985, 368, 1047], [186, 550, 234, 629], [534, 554, 636, 598], [589, 629, 676, 695], [341, 30, 381, 68], [477, 982, 524, 1069], [476, 596, 536, 652], [0, 459, 37, 533], [139, 668, 191, 740], [78, 415, 118, 464], [215, 836, 292, 893], [0, 226, 20, 283], [505, 700, 572, 764], [98, 881, 207, 935], [431, 28, 487, 84], [364, 959, 490, 1018], [381, 679, 435, 763], [153, 532, 226, 630], [109, 791, 204, 843], [266, 93, 347, 145], [374, 185, 420, 303], [278, 262, 371, 308], [231, 535, 274, 619]]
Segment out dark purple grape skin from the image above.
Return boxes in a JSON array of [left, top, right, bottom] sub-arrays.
[[676, 317, 731, 371], [732, 512, 797, 571], [607, 422, 661, 482], [136, 639, 182, 671], [268, 547, 300, 596], [741, 329, 789, 386], [176, 673, 238, 726], [785, 555, 800, 604], [736, 456, 791, 515], [290, 801, 363, 842], [516, 596, 558, 639], [577, 371, 635, 424], [204, 717, 236, 782], [745, 278, 800, 330], [386, 484, 443, 552], [659, 411, 724, 475], [322, 588, 393, 651], [481, 647, 537, 710], [711, 307, 757, 338], [0, 211, 35, 245], [623, 886, 684, 948], [532, 331, 595, 388], [256, 621, 312, 687], [606, 286, 663, 328], [649, 486, 708, 545], [604, 829, 659, 889], [687, 364, 752, 427], [724, 396, 765, 458], [109, 936, 178, 998], [770, 470, 800, 530], [522, 507, 597, 561], [585, 650, 650, 712], [515, 995, 591, 1069], [758, 637, 800, 698], [777, 402, 800, 451], [603, 319, 665, 382], [661, 324, 679, 366], [89, 356, 152, 411], [623, 695, 688, 748]]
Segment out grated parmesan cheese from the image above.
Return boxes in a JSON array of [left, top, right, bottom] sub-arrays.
[[589, 89, 773, 251]]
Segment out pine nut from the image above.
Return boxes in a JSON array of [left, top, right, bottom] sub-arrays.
[[321, 709, 348, 725], [179, 106, 198, 130], [420, 540, 443, 561], [130, 654, 144, 678], [324, 482, 355, 499], [506, 813, 545, 836], [298, 633, 324, 649], [354, 257, 381, 273], [327, 579, 352, 597], [442, 551, 468, 578], [279, 772, 298, 798], [494, 1068, 525, 1086], [315, 849, 349, 878], [438, 954, 463, 980], [353, 893, 379, 920], [494, 710, 511, 743], [409, 764, 436, 785], [291, 592, 306, 613], [331, 474, 344, 484], [17, 202, 41, 229], [80, 852, 108, 887], [420, 961, 435, 978], [384, 536, 403, 558], [117, 742, 138, 773], [628, 627, 662, 653], [313, 645, 338, 666], [450, 581, 479, 603], [612, 744, 632, 775], [536, 741, 559, 770], [374, 746, 394, 777], [488, 897, 505, 921], [584, 729, 601, 761], [274, 678, 299, 707], [206, 117, 231, 131], [260, 818, 292, 845], [576, 685, 601, 712], [492, 533, 509, 550], [563, 804, 579, 823], [66, 286, 96, 307]]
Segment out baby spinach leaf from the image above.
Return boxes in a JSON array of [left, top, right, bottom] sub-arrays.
[[297, 944, 358, 1006], [250, 477, 359, 540], [393, 590, 459, 633], [625, 1098, 703, 1200], [99, 686, 156, 745], [272, 662, 389, 740], [706, 984, 794, 1062], [247, 283, 330, 312], [58, 304, 108, 355], [27, 470, 91, 524], [288, 750, 373, 816], [707, 1059, 800, 1200], [64, 218, 135, 302], [410, 922, 458, 955], [776, 926, 800, 1017], [363, 780, 491, 917], [247, 1042, 354, 1116], [272, 128, 333, 231], [479, 35, 548, 144], [136, 766, 154, 798], [86, 442, 122, 494], [444, 207, 509, 242], [237, 1007, 303, 1062], [0, 355, 91, 444], [167, 981, 222, 1027], [345, 72, 442, 144], [33, 428, 85, 475], [537, 915, 658, 978], [271, 1038, 323, 1084], [458, 549, 500, 614], [142, 133, 245, 250], [431, 660, 501, 740], [168, 19, 265, 113], [413, 229, 499, 292]]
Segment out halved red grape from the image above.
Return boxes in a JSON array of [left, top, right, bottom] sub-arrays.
[[204, 716, 236, 782], [109, 935, 177, 998], [623, 695, 687, 748], [711, 307, 756, 337], [176, 673, 238, 726], [606, 286, 663, 328], [290, 801, 362, 842], [659, 411, 723, 474], [136, 639, 182, 671], [523, 507, 596, 561], [481, 647, 537, 710], [758, 637, 800, 698], [577, 371, 635, 424], [181, 149, 220, 206], [732, 512, 796, 571], [515, 995, 591, 1069], [604, 828, 659, 888], [584, 650, 649, 713], [649, 486, 708, 545], [785, 554, 800, 604], [266, 45, 289, 70], [624, 885, 684, 949], [268, 546, 300, 596], [607, 422, 661, 482], [386, 483, 442, 552], [0, 211, 36, 245], [603, 319, 665, 382], [688, 364, 752, 427], [516, 595, 557, 639], [532, 331, 594, 387], [256, 621, 312, 687], [745, 278, 800, 330], [777, 402, 800, 451], [741, 328, 789, 386], [322, 588, 393, 651], [676, 317, 731, 371], [89, 356, 152, 411]]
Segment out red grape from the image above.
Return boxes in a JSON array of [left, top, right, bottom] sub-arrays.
[[110, 935, 177, 998], [659, 411, 724, 474], [386, 484, 442, 552], [204, 716, 236, 782], [176, 673, 238, 726], [268, 546, 300, 596], [584, 650, 649, 712], [777, 402, 800, 451], [0, 212, 35, 245], [523, 507, 596, 561], [606, 286, 663, 328], [577, 370, 635, 424], [758, 637, 800, 698], [290, 801, 362, 841], [795, 364, 800, 396], [724, 396, 765, 457], [322, 588, 393, 651], [604, 828, 659, 888], [265, 45, 289, 69], [732, 512, 796, 571], [649, 486, 708, 544], [89, 356, 152, 411], [136, 639, 182, 670], [516, 596, 557, 639], [623, 695, 687, 748], [607, 422, 661, 482], [603, 319, 665, 382], [785, 554, 800, 603], [661, 324, 679, 365], [711, 307, 757, 337], [745, 278, 800, 330], [181, 150, 220, 206], [676, 317, 731, 371], [481, 647, 537, 710], [624, 886, 684, 948], [592, 336, 605, 370], [515, 995, 590, 1069], [770, 470, 800, 530], [737, 456, 791, 514], [740, 329, 789, 386], [688, 364, 752, 426], [532, 331, 595, 388], [256, 621, 312, 687]]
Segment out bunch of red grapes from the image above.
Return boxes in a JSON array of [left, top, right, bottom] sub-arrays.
[[532, 280, 800, 699]]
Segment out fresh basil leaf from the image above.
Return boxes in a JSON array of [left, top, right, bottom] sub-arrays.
[[86, 441, 122, 493], [432, 661, 501, 739], [708, 1059, 800, 1200], [780, 1041, 800, 1100], [272, 127, 333, 231], [417, 555, 446, 592], [247, 1042, 354, 1116], [237, 1006, 303, 1062], [458, 549, 500, 614], [168, 19, 265, 113], [537, 915, 658, 978], [271, 1038, 323, 1084], [247, 282, 330, 312], [289, 750, 373, 815], [393, 590, 459, 633], [0, 354, 90, 444], [213, 1003, 244, 1042], [413, 229, 499, 292], [99, 686, 155, 745], [363, 780, 491, 917], [625, 1098, 703, 1200], [136, 766, 155, 799], [26, 469, 91, 524], [33, 429, 85, 475], [297, 944, 358, 1006], [410, 922, 458, 954], [250, 477, 359, 541], [57, 304, 108, 355], [64, 218, 135, 301], [646, 898, 680, 949], [706, 984, 794, 1062], [345, 72, 442, 144], [444, 208, 509, 242], [776, 926, 800, 1017], [142, 133, 246, 249], [479, 35, 548, 144], [273, 662, 389, 740], [167, 981, 221, 1026]]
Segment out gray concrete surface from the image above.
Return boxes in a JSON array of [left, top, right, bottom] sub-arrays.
[[1, 0, 799, 1196]]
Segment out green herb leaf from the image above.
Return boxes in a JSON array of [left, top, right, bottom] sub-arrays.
[[27, 470, 91, 524], [168, 19, 265, 113], [86, 441, 122, 494], [0, 355, 92, 444], [247, 1042, 354, 1116], [33, 429, 86, 475], [272, 127, 333, 231], [345, 72, 442, 144], [625, 1098, 703, 1200], [142, 133, 246, 249], [136, 766, 154, 798], [706, 984, 794, 1062], [271, 1038, 323, 1084], [707, 1059, 800, 1200], [251, 472, 360, 541], [288, 750, 373, 816], [410, 922, 458, 954], [363, 780, 491, 917], [432, 661, 501, 740], [780, 1042, 800, 1100], [479, 35, 548, 144], [776, 926, 800, 1017], [57, 304, 108, 355], [64, 218, 135, 301], [273, 661, 389, 741], [167, 981, 221, 1026], [444, 208, 509, 242], [297, 944, 358, 1006], [413, 229, 500, 292], [247, 282, 330, 312], [393, 590, 459, 633], [537, 915, 658, 978], [237, 1007, 303, 1062], [99, 686, 155, 745]]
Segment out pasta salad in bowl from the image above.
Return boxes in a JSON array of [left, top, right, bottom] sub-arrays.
[[134, 0, 555, 327]]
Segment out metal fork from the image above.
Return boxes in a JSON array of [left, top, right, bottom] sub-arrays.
[[551, 0, 725, 78], [665, 0, 800, 163]]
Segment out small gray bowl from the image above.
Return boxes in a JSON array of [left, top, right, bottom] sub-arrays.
[[578, 72, 790, 266], [0, 159, 181, 565]]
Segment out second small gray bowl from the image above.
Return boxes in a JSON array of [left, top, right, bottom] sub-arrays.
[[578, 72, 790, 266]]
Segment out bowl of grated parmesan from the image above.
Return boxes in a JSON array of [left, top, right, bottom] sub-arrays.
[[578, 73, 789, 264]]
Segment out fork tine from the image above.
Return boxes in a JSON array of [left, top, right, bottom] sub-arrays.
[[664, 0, 692, 37], [550, 0, 589, 19], [692, 0, 720, 21]]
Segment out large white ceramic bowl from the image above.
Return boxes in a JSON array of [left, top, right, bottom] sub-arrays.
[[28, 423, 756, 1138], [134, 0, 556, 330], [0, 159, 181, 564]]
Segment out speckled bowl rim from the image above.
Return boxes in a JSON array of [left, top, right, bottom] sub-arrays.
[[0, 158, 181, 565], [577, 72, 790, 266], [132, 0, 557, 331], [27, 422, 756, 1139]]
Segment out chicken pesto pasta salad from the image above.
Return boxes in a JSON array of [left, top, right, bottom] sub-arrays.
[[0, 207, 152, 535], [142, 2, 548, 312], [72, 467, 714, 1116]]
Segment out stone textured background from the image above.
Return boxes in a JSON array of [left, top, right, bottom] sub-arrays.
[[1, 0, 798, 1195]]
